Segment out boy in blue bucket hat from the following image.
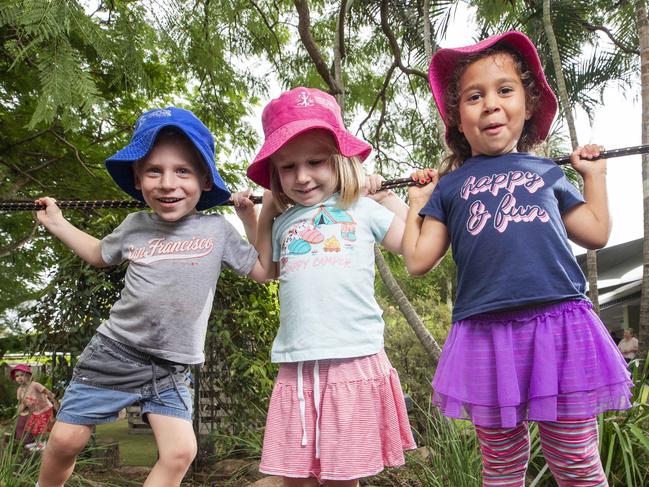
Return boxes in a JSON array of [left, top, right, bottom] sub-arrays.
[[34, 107, 269, 487]]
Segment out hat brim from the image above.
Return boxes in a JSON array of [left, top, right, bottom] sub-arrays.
[[105, 124, 231, 210], [247, 119, 372, 189], [429, 31, 557, 145]]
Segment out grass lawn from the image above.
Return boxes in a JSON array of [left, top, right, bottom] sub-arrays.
[[95, 418, 157, 467]]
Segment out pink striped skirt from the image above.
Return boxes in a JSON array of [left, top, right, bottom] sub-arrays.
[[259, 350, 416, 482]]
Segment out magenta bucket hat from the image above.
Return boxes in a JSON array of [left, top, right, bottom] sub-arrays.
[[10, 363, 32, 380], [247, 87, 372, 189], [428, 30, 557, 144]]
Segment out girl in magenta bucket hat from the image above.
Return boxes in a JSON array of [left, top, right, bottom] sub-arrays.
[[239, 87, 416, 484], [247, 87, 372, 190], [11, 363, 57, 450], [403, 31, 631, 485]]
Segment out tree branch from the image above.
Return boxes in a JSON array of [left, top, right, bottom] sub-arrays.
[[581, 21, 640, 56], [358, 61, 397, 133], [379, 0, 427, 81], [50, 132, 94, 176], [0, 221, 39, 259], [293, 0, 342, 94], [0, 127, 53, 156]]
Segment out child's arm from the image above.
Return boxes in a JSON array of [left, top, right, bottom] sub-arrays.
[[16, 388, 26, 415], [254, 191, 280, 280], [35, 197, 108, 268], [402, 169, 450, 275], [364, 174, 409, 254], [232, 190, 279, 281], [232, 189, 260, 245], [562, 144, 611, 249]]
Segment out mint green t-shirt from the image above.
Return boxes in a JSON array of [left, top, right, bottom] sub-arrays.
[[270, 194, 395, 363]]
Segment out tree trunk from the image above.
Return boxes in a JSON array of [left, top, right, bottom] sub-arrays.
[[375, 247, 441, 363], [543, 0, 600, 314], [634, 0, 649, 360]]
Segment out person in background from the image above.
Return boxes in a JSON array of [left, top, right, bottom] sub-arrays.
[[618, 328, 639, 363]]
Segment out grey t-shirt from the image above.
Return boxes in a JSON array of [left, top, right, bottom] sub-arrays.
[[97, 211, 258, 364]]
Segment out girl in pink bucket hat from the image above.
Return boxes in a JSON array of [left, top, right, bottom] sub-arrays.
[[11, 364, 57, 450], [239, 87, 416, 485], [403, 31, 631, 486]]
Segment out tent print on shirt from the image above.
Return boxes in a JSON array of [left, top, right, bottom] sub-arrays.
[[284, 205, 358, 257], [312, 205, 357, 243]]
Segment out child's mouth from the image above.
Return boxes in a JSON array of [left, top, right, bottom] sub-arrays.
[[157, 197, 182, 205], [483, 123, 504, 134]]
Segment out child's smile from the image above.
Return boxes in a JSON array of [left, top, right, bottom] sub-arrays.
[[458, 53, 531, 157]]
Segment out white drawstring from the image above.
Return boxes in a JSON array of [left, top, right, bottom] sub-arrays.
[[297, 361, 307, 447], [296, 360, 322, 458], [313, 360, 321, 459]]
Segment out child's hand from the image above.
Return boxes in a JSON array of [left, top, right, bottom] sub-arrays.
[[231, 189, 258, 224], [363, 173, 389, 202], [34, 197, 64, 228], [407, 168, 439, 206], [570, 144, 607, 178]]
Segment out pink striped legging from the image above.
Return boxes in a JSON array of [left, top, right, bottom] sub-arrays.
[[475, 418, 608, 487]]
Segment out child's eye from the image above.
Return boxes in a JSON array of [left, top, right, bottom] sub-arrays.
[[500, 86, 514, 95], [308, 159, 325, 166], [146, 167, 162, 174], [177, 168, 191, 175], [466, 93, 481, 102], [278, 164, 294, 173]]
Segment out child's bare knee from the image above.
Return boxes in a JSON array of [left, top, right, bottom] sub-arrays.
[[47, 424, 91, 458], [159, 441, 197, 471]]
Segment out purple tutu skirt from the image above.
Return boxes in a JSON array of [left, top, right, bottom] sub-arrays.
[[432, 300, 632, 428]]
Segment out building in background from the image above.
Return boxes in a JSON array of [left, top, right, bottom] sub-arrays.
[[577, 238, 642, 341]]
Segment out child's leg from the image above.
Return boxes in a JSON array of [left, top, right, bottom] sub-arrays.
[[475, 422, 530, 487], [144, 413, 197, 487], [538, 418, 607, 486], [14, 415, 28, 441], [37, 422, 93, 487]]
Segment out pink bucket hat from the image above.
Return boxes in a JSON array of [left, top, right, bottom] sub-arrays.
[[10, 363, 32, 380], [428, 30, 557, 145], [247, 87, 372, 189]]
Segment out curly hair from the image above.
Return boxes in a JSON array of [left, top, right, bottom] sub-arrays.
[[439, 44, 542, 176]]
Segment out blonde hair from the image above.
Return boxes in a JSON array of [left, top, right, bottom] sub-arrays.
[[269, 130, 365, 211]]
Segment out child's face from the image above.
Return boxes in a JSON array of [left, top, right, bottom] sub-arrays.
[[272, 130, 337, 207], [14, 371, 29, 384], [134, 141, 212, 221], [457, 52, 531, 157]]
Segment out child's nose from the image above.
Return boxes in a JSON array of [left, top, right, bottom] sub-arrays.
[[159, 171, 177, 189], [483, 93, 499, 113], [295, 165, 310, 183]]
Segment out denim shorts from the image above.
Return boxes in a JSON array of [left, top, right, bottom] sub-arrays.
[[56, 333, 193, 425]]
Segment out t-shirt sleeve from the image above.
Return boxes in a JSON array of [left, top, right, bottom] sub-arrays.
[[364, 197, 394, 243], [100, 214, 135, 266], [418, 185, 446, 223], [555, 170, 585, 213], [221, 219, 259, 275]]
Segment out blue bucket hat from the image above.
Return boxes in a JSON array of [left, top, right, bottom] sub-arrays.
[[105, 107, 230, 210]]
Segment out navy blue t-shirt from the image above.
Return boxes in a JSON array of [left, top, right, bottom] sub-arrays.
[[420, 152, 588, 322]]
